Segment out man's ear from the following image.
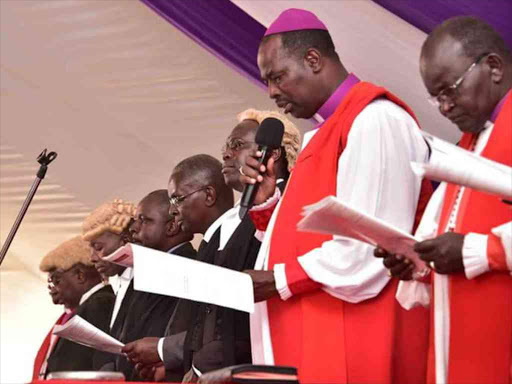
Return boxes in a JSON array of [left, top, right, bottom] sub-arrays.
[[304, 48, 323, 74], [486, 53, 504, 83], [271, 147, 283, 163], [75, 267, 86, 284], [204, 186, 217, 208]]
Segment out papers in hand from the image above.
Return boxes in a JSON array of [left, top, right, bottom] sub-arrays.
[[103, 244, 134, 267], [117, 244, 255, 313], [53, 315, 124, 354], [414, 131, 512, 198], [297, 196, 428, 280]]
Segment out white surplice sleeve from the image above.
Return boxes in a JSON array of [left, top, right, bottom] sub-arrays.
[[273, 99, 429, 303]]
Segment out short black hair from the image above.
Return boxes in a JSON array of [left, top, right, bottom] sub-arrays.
[[141, 190, 171, 219], [172, 154, 233, 203], [422, 16, 511, 62], [262, 29, 338, 60]]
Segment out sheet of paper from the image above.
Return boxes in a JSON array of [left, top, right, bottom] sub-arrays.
[[103, 244, 134, 267], [131, 244, 255, 313], [297, 196, 428, 280], [53, 315, 124, 354], [414, 131, 512, 198]]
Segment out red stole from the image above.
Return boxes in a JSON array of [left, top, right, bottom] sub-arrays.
[[32, 311, 74, 381], [267, 82, 432, 383], [428, 93, 512, 384]]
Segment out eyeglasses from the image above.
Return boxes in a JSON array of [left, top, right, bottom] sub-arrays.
[[427, 52, 489, 108], [169, 187, 208, 209], [221, 138, 256, 154], [48, 266, 78, 285]]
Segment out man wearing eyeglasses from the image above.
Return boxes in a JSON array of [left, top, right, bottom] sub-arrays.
[[176, 110, 300, 381], [33, 253, 78, 380], [375, 16, 512, 384], [116, 155, 234, 382], [36, 236, 115, 378], [94, 190, 195, 381], [123, 111, 300, 381]]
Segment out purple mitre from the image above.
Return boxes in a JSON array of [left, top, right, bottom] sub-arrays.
[[264, 8, 328, 37]]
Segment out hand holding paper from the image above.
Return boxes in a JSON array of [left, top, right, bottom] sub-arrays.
[[297, 196, 429, 280], [103, 244, 134, 267], [413, 131, 512, 198], [53, 315, 124, 354]]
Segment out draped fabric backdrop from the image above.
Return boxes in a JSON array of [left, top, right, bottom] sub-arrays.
[[141, 0, 512, 89], [1, 1, 510, 382], [140, 0, 266, 88]]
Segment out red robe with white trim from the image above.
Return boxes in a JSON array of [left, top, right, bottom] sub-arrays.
[[32, 311, 72, 381], [427, 92, 512, 384], [267, 82, 432, 384]]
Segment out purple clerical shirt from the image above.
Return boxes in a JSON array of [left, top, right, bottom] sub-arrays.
[[316, 73, 360, 125], [490, 89, 511, 123]]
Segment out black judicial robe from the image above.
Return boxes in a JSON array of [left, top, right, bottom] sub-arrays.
[[183, 213, 262, 374], [101, 242, 197, 381], [162, 230, 222, 381], [46, 285, 115, 375]]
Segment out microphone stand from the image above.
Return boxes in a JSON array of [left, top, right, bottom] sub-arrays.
[[0, 149, 57, 266]]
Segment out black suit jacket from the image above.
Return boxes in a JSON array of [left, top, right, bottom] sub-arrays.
[[46, 284, 115, 375], [111, 242, 197, 381]]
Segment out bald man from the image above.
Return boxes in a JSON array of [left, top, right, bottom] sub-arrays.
[[376, 16, 512, 384]]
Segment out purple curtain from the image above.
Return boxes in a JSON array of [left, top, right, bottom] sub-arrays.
[[140, 0, 266, 87], [372, 0, 512, 50], [141, 0, 511, 87]]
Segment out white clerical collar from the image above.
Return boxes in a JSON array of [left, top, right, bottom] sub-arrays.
[[79, 282, 105, 306], [219, 206, 242, 251], [203, 207, 234, 243], [119, 267, 134, 281]]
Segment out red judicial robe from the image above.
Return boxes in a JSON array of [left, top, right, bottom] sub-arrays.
[[32, 311, 73, 381]]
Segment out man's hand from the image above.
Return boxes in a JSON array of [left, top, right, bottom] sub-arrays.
[[244, 270, 278, 302], [239, 150, 277, 206], [374, 247, 414, 280], [136, 362, 166, 382], [122, 337, 160, 365], [415, 232, 465, 275]]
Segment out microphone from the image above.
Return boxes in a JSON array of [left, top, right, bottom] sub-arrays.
[[239, 117, 284, 219]]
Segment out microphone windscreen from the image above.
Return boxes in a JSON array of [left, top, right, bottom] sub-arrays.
[[255, 118, 285, 148]]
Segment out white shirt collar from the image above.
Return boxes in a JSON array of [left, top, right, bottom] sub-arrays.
[[79, 282, 105, 306], [168, 242, 187, 254], [474, 121, 494, 153]]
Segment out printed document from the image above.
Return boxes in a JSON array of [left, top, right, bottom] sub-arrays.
[[297, 196, 428, 279], [53, 315, 124, 354], [413, 131, 512, 198], [117, 244, 255, 313]]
